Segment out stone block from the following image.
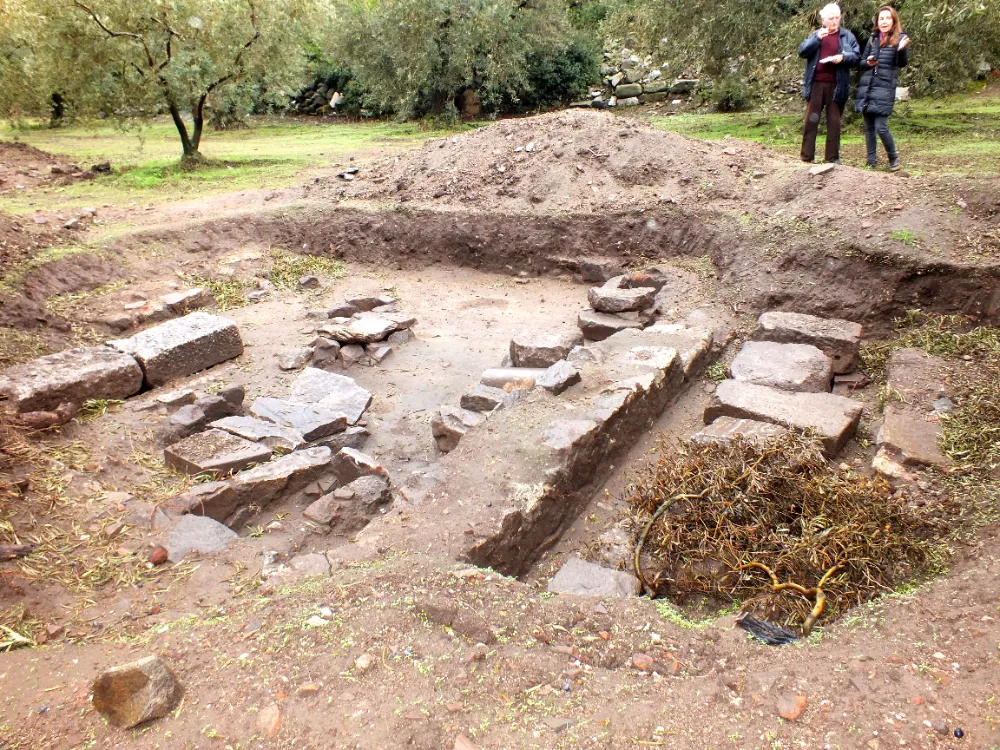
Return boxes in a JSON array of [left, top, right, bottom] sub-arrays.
[[288, 367, 373, 424], [643, 80, 669, 94], [510, 330, 584, 368], [230, 446, 333, 509], [432, 406, 486, 452], [160, 287, 212, 313], [210, 416, 306, 451], [691, 416, 789, 446], [480, 367, 546, 390], [885, 348, 952, 409], [108, 312, 244, 387], [577, 309, 643, 341], [165, 481, 239, 522], [588, 277, 657, 313], [730, 341, 833, 392], [547, 556, 640, 597], [167, 515, 238, 561], [278, 347, 313, 371], [366, 343, 392, 364], [670, 78, 699, 94], [250, 397, 347, 441], [614, 83, 643, 98], [319, 315, 397, 344], [310, 475, 392, 532], [878, 403, 951, 467], [611, 324, 713, 378], [809, 163, 835, 176], [92, 656, 181, 728], [536, 360, 581, 395], [756, 311, 862, 374], [704, 380, 862, 456], [164, 428, 273, 477], [311, 425, 370, 453], [460, 384, 523, 413], [332, 447, 383, 486], [0, 346, 143, 413], [156, 388, 196, 410]]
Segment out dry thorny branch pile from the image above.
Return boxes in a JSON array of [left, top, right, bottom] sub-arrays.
[[626, 433, 946, 632]]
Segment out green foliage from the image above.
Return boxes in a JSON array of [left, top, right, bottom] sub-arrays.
[[326, 0, 580, 120], [711, 75, 751, 112], [517, 35, 600, 109]]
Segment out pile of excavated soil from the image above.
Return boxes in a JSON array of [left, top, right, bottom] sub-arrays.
[[0, 213, 58, 273], [0, 141, 89, 193]]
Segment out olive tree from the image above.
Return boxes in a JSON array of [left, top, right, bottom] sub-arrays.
[[30, 0, 316, 159]]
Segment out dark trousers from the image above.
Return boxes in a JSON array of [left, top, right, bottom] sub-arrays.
[[800, 80, 844, 163], [863, 112, 898, 164]]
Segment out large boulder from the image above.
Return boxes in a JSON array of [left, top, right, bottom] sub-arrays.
[[0, 346, 142, 413], [92, 656, 182, 728]]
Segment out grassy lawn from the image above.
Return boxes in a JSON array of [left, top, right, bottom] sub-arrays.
[[649, 84, 1000, 176], [0, 117, 481, 213]]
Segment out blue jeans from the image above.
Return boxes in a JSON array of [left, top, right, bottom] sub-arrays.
[[863, 113, 897, 164]]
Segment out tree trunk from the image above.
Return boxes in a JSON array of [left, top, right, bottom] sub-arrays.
[[190, 95, 207, 156], [49, 93, 65, 128], [167, 101, 200, 161]]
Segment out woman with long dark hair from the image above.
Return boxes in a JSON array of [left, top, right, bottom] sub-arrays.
[[855, 6, 910, 170]]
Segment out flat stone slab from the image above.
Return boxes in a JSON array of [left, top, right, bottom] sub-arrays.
[[600, 324, 713, 378], [230, 446, 333, 510], [165, 481, 239, 522], [578, 309, 643, 341], [886, 348, 953, 409], [288, 367, 373, 424], [536, 360, 581, 395], [210, 416, 306, 451], [0, 345, 143, 413], [109, 312, 244, 387], [161, 287, 212, 313], [879, 403, 951, 468], [547, 556, 640, 597], [164, 428, 273, 477], [250, 397, 347, 441], [756, 311, 862, 374], [588, 277, 656, 314], [309, 475, 392, 533], [319, 315, 397, 344], [167, 514, 238, 561], [331, 447, 383, 486], [510, 330, 584, 368], [730, 341, 833, 392], [704, 380, 862, 456], [432, 406, 486, 452], [460, 384, 523, 413], [691, 416, 789, 446]]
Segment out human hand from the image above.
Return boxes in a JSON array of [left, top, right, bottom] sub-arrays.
[[832, 54, 844, 63], [866, 55, 876, 66], [898, 36, 910, 49], [817, 27, 829, 38]]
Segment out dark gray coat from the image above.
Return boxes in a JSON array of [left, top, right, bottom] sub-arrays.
[[798, 27, 860, 103], [855, 33, 910, 116]]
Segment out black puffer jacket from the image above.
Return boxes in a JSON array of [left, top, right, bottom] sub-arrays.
[[855, 33, 909, 116]]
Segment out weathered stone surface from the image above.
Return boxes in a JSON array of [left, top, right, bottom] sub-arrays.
[[156, 388, 196, 409], [287, 552, 331, 576], [109, 312, 244, 387], [164, 428, 272, 477], [366, 343, 392, 364], [230, 446, 333, 509], [165, 481, 238, 522], [704, 380, 862, 455], [588, 277, 656, 314], [614, 82, 643, 98], [211, 416, 306, 451], [309, 337, 340, 369], [480, 367, 546, 390], [161, 288, 212, 313], [303, 494, 340, 525], [340, 344, 365, 366], [730, 341, 833, 392], [878, 403, 951, 467], [416, 598, 496, 644], [288, 368, 373, 424], [0, 346, 142, 413], [92, 656, 181, 728], [312, 475, 392, 532], [756, 311, 862, 374], [388, 329, 411, 346], [535, 360, 581, 395], [311, 425, 370, 453], [547, 556, 640, 597], [319, 315, 397, 344], [250, 397, 347, 441], [886, 348, 952, 409], [278, 347, 313, 371], [510, 330, 584, 368], [691, 416, 789, 446], [167, 515, 237, 561], [331, 447, 383, 486], [627, 324, 713, 377], [577, 309, 643, 341], [432, 406, 487, 452], [382, 312, 417, 330], [460, 384, 523, 413]]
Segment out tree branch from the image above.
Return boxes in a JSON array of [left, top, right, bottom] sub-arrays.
[[204, 0, 261, 95], [73, 0, 157, 70]]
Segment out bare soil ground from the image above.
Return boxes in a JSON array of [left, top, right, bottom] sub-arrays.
[[2, 112, 1000, 750]]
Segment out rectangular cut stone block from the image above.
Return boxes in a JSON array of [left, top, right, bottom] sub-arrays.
[[691, 416, 789, 446], [730, 341, 833, 392], [251, 397, 347, 441], [510, 330, 584, 368], [704, 380, 862, 455], [878, 403, 951, 468], [288, 367, 373, 424], [109, 312, 243, 387], [230, 446, 333, 509], [548, 556, 640, 597], [0, 345, 143, 412], [587, 277, 656, 314], [607, 325, 713, 378], [756, 311, 862, 374], [165, 481, 239, 522], [164, 428, 273, 477], [577, 309, 643, 341], [210, 416, 306, 451], [460, 384, 522, 413]]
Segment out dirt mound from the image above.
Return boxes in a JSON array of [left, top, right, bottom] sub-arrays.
[[0, 213, 58, 273], [0, 141, 90, 193]]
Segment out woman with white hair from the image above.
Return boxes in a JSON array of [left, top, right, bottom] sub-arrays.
[[798, 3, 860, 164]]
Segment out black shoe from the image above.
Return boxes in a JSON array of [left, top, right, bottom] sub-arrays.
[[828, 159, 841, 165], [889, 157, 901, 172], [801, 156, 814, 163]]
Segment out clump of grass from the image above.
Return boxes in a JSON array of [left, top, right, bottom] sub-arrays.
[[267, 247, 347, 290], [77, 398, 124, 422], [46, 280, 127, 317], [705, 361, 728, 383], [890, 228, 920, 246], [0, 326, 47, 368], [185, 274, 253, 311], [626, 432, 945, 632]]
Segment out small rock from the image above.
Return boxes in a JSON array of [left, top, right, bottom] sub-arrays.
[[340, 344, 366, 367], [279, 347, 313, 371], [355, 653, 373, 673], [631, 652, 656, 671], [535, 360, 581, 395], [167, 515, 237, 562], [776, 693, 808, 721], [431, 406, 485, 452], [932, 720, 949, 735], [933, 396, 954, 414], [297, 683, 320, 696], [257, 704, 282, 738], [298, 275, 321, 289], [387, 330, 411, 346], [92, 656, 181, 728], [149, 546, 168, 565]]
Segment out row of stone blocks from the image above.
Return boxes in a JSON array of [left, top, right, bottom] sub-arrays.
[[0, 312, 243, 414], [360, 322, 716, 578], [695, 311, 865, 456]]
